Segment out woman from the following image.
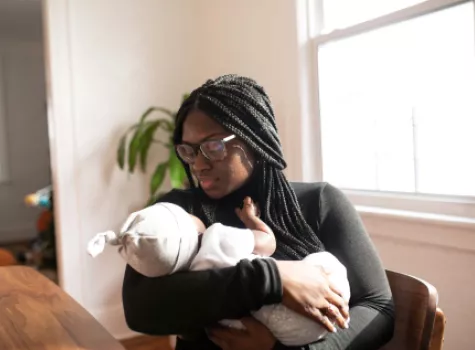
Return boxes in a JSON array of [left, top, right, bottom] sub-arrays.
[[122, 75, 394, 349]]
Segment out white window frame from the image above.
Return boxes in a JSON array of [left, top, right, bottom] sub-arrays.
[[0, 54, 10, 184], [307, 0, 475, 220]]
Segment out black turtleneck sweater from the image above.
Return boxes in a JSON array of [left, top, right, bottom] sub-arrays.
[[122, 182, 394, 349]]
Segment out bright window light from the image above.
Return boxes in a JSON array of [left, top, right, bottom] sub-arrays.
[[322, 0, 427, 31], [318, 2, 475, 197]]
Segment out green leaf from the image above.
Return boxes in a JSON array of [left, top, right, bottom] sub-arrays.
[[168, 149, 186, 188], [161, 119, 175, 132], [127, 127, 143, 173], [139, 121, 162, 171], [117, 134, 127, 169], [150, 162, 168, 195], [139, 107, 157, 124]]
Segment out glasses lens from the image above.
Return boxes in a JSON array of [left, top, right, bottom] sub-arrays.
[[202, 140, 226, 161], [176, 145, 196, 163]]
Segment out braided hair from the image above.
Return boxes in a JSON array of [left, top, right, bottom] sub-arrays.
[[174, 74, 324, 260]]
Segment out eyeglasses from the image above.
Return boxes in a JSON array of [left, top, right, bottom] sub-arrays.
[[176, 135, 236, 164]]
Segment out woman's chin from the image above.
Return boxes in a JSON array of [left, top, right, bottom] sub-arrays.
[[203, 188, 225, 199], [201, 184, 231, 200]]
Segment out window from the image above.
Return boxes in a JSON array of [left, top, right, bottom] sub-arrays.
[[312, 0, 475, 218], [0, 55, 9, 184]]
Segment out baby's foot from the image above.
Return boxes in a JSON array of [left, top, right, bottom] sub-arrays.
[[235, 197, 273, 235]]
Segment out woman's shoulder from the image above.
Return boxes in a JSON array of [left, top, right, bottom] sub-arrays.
[[290, 181, 347, 216], [290, 181, 330, 202]]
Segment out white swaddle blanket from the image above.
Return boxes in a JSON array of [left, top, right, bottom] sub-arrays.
[[191, 223, 351, 347], [87, 203, 351, 346], [87, 202, 199, 277]]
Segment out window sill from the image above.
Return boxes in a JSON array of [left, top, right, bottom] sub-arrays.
[[356, 205, 475, 230]]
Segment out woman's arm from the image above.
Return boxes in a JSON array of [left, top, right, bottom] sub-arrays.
[[122, 258, 282, 335], [122, 189, 282, 335], [275, 183, 395, 349]]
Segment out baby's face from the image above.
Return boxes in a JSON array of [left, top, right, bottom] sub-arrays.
[[190, 214, 206, 233]]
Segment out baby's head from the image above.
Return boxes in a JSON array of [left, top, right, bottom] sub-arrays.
[[145, 202, 205, 234], [88, 202, 202, 278], [122, 202, 197, 236], [119, 202, 202, 277]]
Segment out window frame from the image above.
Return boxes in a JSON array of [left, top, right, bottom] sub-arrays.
[[308, 0, 475, 220]]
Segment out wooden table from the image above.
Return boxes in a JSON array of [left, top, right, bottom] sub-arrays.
[[0, 266, 125, 350]]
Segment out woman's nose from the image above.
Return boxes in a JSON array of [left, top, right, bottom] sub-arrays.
[[192, 150, 211, 172]]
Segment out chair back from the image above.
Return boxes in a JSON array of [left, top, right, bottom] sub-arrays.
[[381, 270, 444, 350]]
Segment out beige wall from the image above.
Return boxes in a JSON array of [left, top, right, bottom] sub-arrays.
[[190, 0, 305, 181], [362, 213, 475, 350]]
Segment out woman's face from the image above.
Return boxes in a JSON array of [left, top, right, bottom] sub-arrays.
[[180, 109, 255, 199]]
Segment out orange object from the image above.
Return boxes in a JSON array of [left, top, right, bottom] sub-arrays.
[[37, 210, 53, 233], [0, 248, 17, 266], [25, 194, 37, 207]]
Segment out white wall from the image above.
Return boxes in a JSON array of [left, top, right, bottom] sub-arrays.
[[190, 0, 305, 181], [0, 39, 51, 243], [43, 0, 197, 339]]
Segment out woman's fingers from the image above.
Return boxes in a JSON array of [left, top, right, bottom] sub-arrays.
[[326, 289, 350, 320], [306, 306, 336, 333], [325, 304, 349, 329], [277, 261, 351, 331]]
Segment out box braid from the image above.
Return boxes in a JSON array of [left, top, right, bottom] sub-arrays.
[[173, 74, 324, 260]]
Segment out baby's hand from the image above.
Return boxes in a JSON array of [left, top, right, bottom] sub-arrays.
[[238, 197, 260, 218], [235, 197, 259, 225], [236, 197, 276, 256], [235, 197, 272, 236]]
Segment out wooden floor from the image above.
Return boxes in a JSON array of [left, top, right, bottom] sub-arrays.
[[120, 335, 176, 350]]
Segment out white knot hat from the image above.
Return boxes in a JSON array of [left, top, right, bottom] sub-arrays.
[[87, 202, 199, 277]]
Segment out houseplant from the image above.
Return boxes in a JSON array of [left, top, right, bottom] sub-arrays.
[[117, 95, 188, 205]]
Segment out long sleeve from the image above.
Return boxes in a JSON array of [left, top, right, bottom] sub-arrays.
[[122, 189, 283, 336], [277, 183, 395, 350], [123, 258, 282, 335]]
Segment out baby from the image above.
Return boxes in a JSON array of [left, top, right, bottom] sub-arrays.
[[87, 198, 350, 346]]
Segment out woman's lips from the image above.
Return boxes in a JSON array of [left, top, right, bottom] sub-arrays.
[[199, 178, 216, 190]]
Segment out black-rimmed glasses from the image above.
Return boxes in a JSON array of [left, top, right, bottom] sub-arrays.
[[176, 135, 236, 164]]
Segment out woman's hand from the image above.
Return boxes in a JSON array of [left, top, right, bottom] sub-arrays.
[[208, 317, 276, 350], [276, 260, 350, 332]]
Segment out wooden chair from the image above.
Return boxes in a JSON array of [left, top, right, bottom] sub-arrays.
[[381, 270, 446, 350]]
